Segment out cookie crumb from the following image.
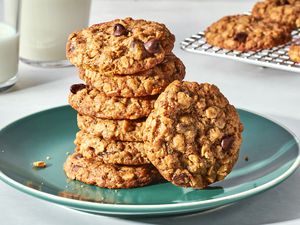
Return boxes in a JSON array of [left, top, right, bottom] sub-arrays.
[[244, 156, 249, 161], [33, 161, 47, 168], [66, 152, 70, 155], [46, 156, 51, 160]]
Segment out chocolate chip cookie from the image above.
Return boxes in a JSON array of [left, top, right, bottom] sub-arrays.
[[143, 81, 243, 189], [288, 44, 300, 63], [205, 15, 292, 51], [74, 130, 149, 165], [77, 114, 145, 142], [66, 17, 175, 76], [252, 0, 300, 29], [64, 152, 163, 189], [68, 84, 156, 119], [79, 54, 185, 97]]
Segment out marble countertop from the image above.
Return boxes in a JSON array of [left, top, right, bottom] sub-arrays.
[[1, 0, 300, 224]]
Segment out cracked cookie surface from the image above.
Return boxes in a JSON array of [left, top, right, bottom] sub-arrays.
[[74, 130, 149, 165], [68, 85, 156, 119], [64, 152, 163, 189], [66, 17, 175, 76], [143, 81, 243, 189], [205, 15, 292, 51], [77, 114, 145, 142], [79, 54, 185, 97], [252, 0, 300, 29]]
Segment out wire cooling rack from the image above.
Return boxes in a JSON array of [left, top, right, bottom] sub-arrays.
[[180, 29, 300, 73]]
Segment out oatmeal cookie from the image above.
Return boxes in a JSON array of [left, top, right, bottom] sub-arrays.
[[64, 152, 163, 189], [143, 81, 243, 189], [64, 153, 163, 188], [79, 54, 185, 97], [74, 130, 150, 165], [68, 84, 156, 119], [252, 0, 300, 29], [77, 114, 145, 142], [205, 15, 292, 51], [288, 44, 300, 63], [66, 17, 175, 76]]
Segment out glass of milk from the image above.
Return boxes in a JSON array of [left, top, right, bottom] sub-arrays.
[[19, 0, 91, 67], [0, 0, 19, 92]]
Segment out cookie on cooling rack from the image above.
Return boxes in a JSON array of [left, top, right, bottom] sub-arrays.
[[252, 0, 300, 29], [205, 15, 292, 51]]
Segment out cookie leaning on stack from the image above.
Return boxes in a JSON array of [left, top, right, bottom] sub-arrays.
[[64, 17, 186, 189], [143, 81, 243, 189]]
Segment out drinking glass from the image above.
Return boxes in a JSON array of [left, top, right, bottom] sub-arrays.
[[19, 0, 91, 67], [0, 0, 19, 92]]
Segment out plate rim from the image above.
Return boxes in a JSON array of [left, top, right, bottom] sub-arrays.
[[0, 105, 300, 212]]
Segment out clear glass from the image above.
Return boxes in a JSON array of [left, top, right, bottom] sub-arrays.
[[19, 0, 91, 68], [0, 0, 19, 92]]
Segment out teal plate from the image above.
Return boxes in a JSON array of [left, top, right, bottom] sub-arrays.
[[0, 106, 299, 216]]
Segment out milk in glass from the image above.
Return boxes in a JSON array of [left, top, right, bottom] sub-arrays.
[[19, 0, 91, 66], [0, 23, 19, 86], [4, 0, 19, 27]]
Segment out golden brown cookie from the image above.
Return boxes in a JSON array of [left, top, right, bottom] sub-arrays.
[[288, 44, 300, 63], [77, 114, 145, 142], [74, 130, 150, 165], [66, 17, 175, 76], [68, 84, 156, 120], [79, 54, 185, 97], [252, 0, 300, 29], [205, 15, 292, 51], [64, 152, 163, 189], [143, 81, 243, 189]]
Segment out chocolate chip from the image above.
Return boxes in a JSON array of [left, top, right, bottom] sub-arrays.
[[130, 40, 140, 48], [221, 136, 234, 151], [74, 153, 83, 159], [113, 23, 128, 37], [275, 0, 289, 5], [144, 39, 161, 54], [68, 44, 75, 53], [130, 40, 150, 59], [234, 32, 248, 43], [72, 165, 81, 172], [70, 84, 86, 94], [172, 172, 189, 186], [91, 28, 100, 34]]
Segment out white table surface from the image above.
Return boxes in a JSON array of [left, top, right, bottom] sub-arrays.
[[1, 0, 300, 224]]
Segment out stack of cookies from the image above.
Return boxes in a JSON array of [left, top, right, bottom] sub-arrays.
[[64, 18, 186, 188]]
